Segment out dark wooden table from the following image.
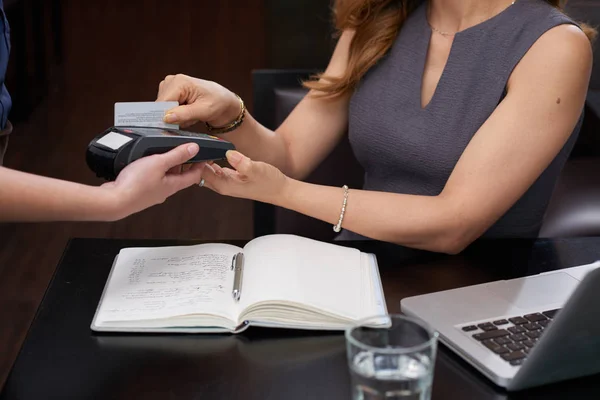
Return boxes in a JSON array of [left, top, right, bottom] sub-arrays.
[[2, 237, 600, 400]]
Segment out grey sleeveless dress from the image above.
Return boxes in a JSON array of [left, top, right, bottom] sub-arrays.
[[338, 0, 582, 240]]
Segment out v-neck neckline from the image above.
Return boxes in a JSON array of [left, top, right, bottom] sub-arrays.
[[415, 0, 520, 111]]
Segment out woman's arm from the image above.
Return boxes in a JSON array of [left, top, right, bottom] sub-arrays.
[[156, 31, 355, 180], [0, 143, 204, 222], [204, 25, 592, 254]]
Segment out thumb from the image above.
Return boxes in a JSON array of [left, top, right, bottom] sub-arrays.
[[164, 104, 202, 125], [226, 150, 253, 175], [160, 143, 199, 170]]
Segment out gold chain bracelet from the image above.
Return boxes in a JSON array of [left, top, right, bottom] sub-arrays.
[[205, 94, 246, 134]]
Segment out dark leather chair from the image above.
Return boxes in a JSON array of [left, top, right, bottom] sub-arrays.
[[252, 7, 600, 239]]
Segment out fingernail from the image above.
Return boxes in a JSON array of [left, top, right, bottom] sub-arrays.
[[165, 113, 179, 123], [227, 150, 242, 164], [205, 163, 216, 174], [187, 143, 199, 156]]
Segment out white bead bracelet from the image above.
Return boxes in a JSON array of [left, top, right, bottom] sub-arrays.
[[333, 185, 349, 233]]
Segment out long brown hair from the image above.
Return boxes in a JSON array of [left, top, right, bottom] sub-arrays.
[[304, 0, 597, 98]]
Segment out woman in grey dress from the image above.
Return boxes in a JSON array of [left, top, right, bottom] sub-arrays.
[[158, 0, 595, 253]]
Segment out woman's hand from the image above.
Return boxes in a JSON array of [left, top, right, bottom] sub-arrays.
[[157, 74, 240, 128], [202, 150, 290, 205], [101, 143, 206, 220]]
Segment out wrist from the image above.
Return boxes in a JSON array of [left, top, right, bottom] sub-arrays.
[[274, 176, 298, 208], [207, 91, 242, 128], [94, 186, 127, 222]]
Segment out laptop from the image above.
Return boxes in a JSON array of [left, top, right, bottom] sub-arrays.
[[401, 260, 600, 391]]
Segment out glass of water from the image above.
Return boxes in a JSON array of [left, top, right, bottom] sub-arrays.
[[345, 314, 439, 400]]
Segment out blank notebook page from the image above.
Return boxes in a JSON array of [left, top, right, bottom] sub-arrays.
[[238, 235, 364, 319]]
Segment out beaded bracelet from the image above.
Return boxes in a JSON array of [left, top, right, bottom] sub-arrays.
[[333, 185, 349, 233], [205, 94, 246, 134]]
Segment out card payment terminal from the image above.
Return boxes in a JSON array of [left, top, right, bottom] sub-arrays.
[[86, 126, 235, 181]]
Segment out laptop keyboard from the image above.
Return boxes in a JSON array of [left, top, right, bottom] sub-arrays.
[[461, 309, 560, 366]]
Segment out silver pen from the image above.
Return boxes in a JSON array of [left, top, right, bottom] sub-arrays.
[[231, 252, 244, 301]]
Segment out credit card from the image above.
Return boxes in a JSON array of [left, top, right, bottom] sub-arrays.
[[114, 101, 179, 129]]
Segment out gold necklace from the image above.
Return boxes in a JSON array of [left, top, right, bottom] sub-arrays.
[[428, 0, 516, 37], [429, 24, 456, 38]]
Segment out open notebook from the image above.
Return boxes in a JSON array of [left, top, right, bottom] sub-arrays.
[[91, 235, 387, 333]]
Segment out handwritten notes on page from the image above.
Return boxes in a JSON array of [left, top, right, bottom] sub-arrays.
[[96, 243, 241, 323]]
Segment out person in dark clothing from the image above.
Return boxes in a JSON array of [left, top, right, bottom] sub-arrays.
[[157, 0, 594, 254]]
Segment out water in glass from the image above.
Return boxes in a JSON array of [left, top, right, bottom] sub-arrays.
[[350, 350, 433, 400]]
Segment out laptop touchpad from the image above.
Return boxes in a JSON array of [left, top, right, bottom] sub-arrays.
[[488, 272, 580, 309]]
